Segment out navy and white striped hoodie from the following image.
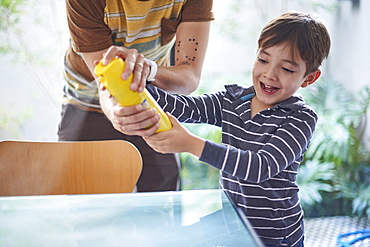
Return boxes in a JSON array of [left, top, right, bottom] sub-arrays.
[[147, 83, 317, 246]]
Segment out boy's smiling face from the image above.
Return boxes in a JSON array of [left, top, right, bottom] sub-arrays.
[[251, 43, 320, 111]]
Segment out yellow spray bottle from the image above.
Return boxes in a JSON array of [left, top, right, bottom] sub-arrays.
[[94, 58, 172, 133]]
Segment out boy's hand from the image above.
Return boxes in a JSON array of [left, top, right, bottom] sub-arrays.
[[143, 113, 205, 157]]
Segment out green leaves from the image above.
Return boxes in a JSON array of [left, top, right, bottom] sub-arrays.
[[0, 0, 26, 38], [297, 160, 334, 206], [299, 76, 370, 219], [352, 185, 370, 218], [180, 123, 221, 190], [0, 106, 33, 138]]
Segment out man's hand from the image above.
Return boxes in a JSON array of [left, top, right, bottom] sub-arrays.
[[99, 88, 161, 136], [101, 45, 151, 93], [143, 113, 205, 157], [84, 45, 159, 137]]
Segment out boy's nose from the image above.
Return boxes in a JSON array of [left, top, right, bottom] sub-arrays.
[[264, 66, 277, 81]]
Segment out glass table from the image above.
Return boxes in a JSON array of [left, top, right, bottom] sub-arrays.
[[0, 189, 263, 247]]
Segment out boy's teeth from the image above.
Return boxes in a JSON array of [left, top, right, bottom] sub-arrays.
[[262, 83, 278, 92]]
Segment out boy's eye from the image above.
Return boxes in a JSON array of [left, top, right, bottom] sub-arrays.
[[283, 67, 294, 73], [258, 58, 267, 64]]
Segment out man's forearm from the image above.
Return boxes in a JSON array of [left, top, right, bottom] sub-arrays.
[[153, 21, 210, 95], [153, 65, 200, 95]]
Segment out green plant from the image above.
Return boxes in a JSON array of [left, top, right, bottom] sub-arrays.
[[297, 160, 334, 206], [0, 0, 60, 106], [180, 124, 221, 190], [336, 163, 370, 218], [0, 106, 33, 139], [299, 77, 370, 219]]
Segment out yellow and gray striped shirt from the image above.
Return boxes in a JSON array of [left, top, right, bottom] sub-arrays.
[[63, 0, 213, 109]]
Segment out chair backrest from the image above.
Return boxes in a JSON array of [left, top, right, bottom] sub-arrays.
[[0, 140, 142, 196]]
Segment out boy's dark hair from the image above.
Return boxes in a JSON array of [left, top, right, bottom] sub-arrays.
[[258, 11, 331, 76]]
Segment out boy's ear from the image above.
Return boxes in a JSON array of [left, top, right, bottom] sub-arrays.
[[301, 69, 321, 88]]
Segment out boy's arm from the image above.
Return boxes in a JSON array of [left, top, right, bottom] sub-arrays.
[[146, 108, 316, 177], [143, 85, 224, 156], [146, 85, 224, 126], [144, 113, 206, 158], [198, 109, 317, 183]]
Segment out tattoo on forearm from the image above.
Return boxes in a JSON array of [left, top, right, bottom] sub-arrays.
[[175, 39, 198, 66]]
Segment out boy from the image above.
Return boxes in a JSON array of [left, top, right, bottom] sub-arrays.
[[140, 11, 330, 246]]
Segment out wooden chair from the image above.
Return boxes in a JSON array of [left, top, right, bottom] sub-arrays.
[[0, 140, 142, 196]]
